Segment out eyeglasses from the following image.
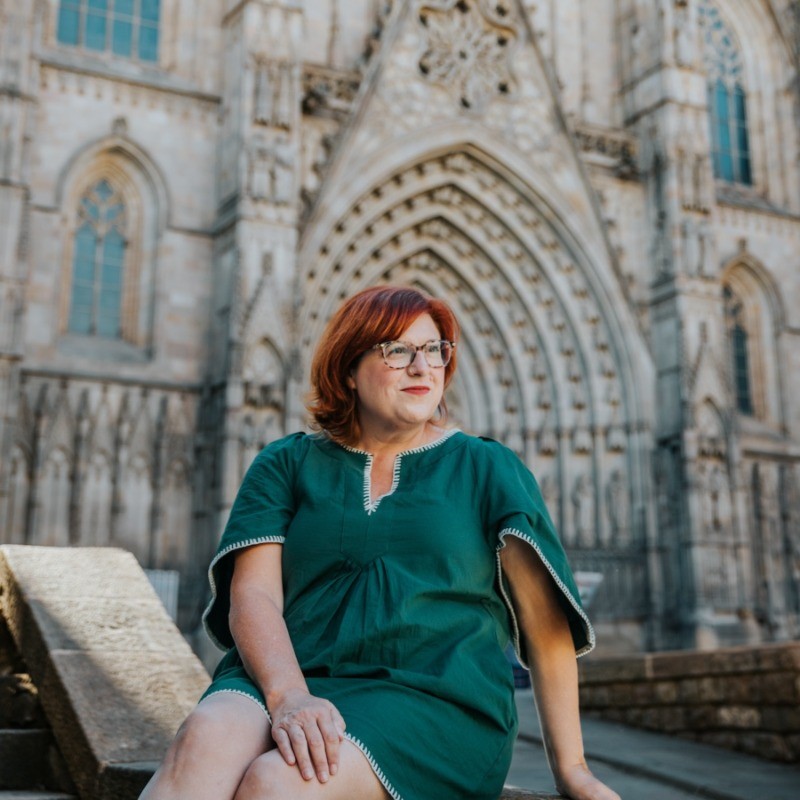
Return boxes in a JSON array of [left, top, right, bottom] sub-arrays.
[[371, 339, 456, 369]]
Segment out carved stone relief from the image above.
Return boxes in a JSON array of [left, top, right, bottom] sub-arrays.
[[254, 61, 294, 129], [4, 378, 203, 574], [248, 136, 295, 204], [418, 0, 517, 112], [673, 0, 698, 68]]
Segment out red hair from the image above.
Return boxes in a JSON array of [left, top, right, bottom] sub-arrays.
[[307, 286, 460, 444]]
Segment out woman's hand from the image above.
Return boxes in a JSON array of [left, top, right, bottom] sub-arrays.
[[268, 688, 347, 783], [555, 762, 621, 800]]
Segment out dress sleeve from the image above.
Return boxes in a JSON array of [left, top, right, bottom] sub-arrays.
[[202, 433, 302, 650], [479, 438, 595, 663]]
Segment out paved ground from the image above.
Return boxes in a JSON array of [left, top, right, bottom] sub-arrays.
[[507, 689, 800, 800]]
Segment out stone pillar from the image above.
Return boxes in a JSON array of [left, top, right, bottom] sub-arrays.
[[210, 0, 304, 541]]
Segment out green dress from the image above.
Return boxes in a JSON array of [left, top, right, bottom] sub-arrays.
[[202, 430, 593, 800]]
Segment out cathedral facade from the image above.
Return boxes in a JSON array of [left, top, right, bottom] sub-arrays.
[[0, 0, 799, 654]]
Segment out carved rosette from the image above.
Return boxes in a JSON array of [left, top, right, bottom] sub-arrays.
[[418, 0, 517, 111]]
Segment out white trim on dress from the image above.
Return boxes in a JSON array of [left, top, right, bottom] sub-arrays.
[[496, 527, 596, 662], [341, 428, 460, 515], [203, 534, 286, 650]]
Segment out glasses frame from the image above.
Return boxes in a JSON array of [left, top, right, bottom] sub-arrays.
[[371, 339, 456, 370]]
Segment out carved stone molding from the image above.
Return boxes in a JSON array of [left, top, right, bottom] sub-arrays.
[[573, 123, 638, 179], [301, 64, 361, 119]]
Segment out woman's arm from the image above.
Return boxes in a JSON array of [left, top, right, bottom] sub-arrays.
[[500, 537, 620, 800], [229, 544, 346, 783]]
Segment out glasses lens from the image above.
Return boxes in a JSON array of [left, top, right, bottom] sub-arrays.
[[383, 342, 414, 368], [424, 341, 451, 367]]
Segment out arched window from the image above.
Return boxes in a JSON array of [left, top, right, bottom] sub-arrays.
[[57, 0, 160, 62], [723, 285, 754, 415], [698, 1, 752, 184], [68, 180, 127, 338]]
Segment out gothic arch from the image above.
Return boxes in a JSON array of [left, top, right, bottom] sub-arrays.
[[54, 134, 169, 350], [721, 254, 784, 424], [296, 139, 654, 622], [302, 127, 649, 405]]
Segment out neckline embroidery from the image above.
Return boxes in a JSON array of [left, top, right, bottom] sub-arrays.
[[340, 428, 460, 515]]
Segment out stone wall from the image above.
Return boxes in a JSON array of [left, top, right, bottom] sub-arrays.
[[579, 643, 800, 763]]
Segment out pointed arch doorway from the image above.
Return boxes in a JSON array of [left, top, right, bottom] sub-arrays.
[[296, 144, 655, 647]]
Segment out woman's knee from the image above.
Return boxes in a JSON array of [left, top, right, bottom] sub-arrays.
[[234, 752, 291, 800], [234, 742, 389, 800], [159, 695, 270, 783]]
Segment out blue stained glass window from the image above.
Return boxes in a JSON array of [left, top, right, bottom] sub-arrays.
[[68, 182, 127, 339], [57, 2, 81, 45], [723, 286, 754, 416], [56, 0, 159, 62], [732, 325, 753, 414], [112, 19, 132, 55], [141, 0, 160, 22], [138, 24, 158, 61], [85, 10, 107, 50], [699, 1, 752, 185], [734, 88, 751, 184]]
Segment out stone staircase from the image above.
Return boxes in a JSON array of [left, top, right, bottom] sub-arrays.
[[0, 615, 76, 799]]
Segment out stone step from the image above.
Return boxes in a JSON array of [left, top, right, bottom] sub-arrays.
[[0, 729, 74, 793], [0, 729, 50, 789]]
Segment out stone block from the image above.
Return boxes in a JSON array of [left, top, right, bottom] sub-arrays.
[[641, 705, 685, 732], [716, 705, 761, 729], [760, 706, 800, 733], [651, 648, 757, 678], [619, 707, 645, 726], [786, 734, 800, 760], [755, 643, 800, 672], [718, 674, 760, 704], [586, 684, 611, 706], [579, 656, 647, 683], [97, 761, 161, 800], [685, 704, 718, 730], [0, 545, 211, 800], [0, 546, 156, 602], [0, 729, 53, 789], [758, 671, 800, 704], [652, 680, 679, 704]]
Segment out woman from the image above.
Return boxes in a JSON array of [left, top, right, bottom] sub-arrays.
[[140, 286, 619, 800]]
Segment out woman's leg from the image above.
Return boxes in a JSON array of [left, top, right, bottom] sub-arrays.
[[139, 692, 271, 800], [234, 740, 391, 800]]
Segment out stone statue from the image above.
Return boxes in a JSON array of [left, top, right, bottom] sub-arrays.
[[572, 473, 595, 547], [253, 62, 275, 126], [606, 469, 630, 545], [674, 1, 696, 68]]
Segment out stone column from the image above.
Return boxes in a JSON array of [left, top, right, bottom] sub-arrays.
[[209, 0, 304, 540]]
